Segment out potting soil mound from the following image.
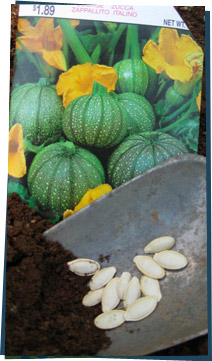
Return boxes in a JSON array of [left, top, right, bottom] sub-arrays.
[[6, 193, 111, 356]]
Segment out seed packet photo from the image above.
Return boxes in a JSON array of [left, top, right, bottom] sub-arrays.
[[4, 3, 207, 358]]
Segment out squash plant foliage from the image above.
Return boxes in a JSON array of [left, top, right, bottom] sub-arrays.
[[9, 15, 203, 220]]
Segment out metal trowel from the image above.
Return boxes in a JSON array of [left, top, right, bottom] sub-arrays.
[[44, 154, 207, 356]]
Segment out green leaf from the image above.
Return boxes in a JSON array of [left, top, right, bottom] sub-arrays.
[[78, 33, 113, 55], [8, 182, 28, 199], [154, 99, 165, 116], [167, 116, 200, 153], [7, 182, 39, 211]]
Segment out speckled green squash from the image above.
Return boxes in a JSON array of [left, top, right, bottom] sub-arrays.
[[117, 93, 156, 134], [62, 82, 128, 148], [10, 78, 64, 145], [28, 142, 105, 218], [108, 131, 188, 188], [114, 59, 148, 95]]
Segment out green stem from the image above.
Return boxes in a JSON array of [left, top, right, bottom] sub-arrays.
[[62, 36, 69, 69], [162, 98, 193, 122], [129, 25, 140, 59], [91, 44, 101, 63], [23, 139, 44, 154], [57, 19, 93, 64], [94, 21, 105, 34], [160, 109, 190, 133], [108, 49, 115, 67], [17, 38, 46, 77], [92, 81, 107, 95], [123, 25, 131, 60], [154, 80, 167, 101], [104, 23, 127, 54]]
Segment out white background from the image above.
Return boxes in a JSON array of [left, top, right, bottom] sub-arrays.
[[0, 0, 211, 360]]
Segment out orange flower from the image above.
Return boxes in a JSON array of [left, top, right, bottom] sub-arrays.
[[142, 28, 203, 83], [56, 63, 118, 107], [8, 124, 26, 178], [16, 18, 68, 71], [63, 184, 112, 219]]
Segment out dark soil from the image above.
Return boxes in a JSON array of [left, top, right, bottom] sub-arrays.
[[6, 193, 111, 356], [7, 5, 207, 357]]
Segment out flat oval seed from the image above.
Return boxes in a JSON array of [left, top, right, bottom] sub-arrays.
[[94, 310, 125, 329], [140, 276, 162, 302], [153, 250, 188, 270], [134, 255, 165, 279], [67, 258, 100, 276], [102, 277, 120, 312], [124, 296, 157, 321], [117, 272, 131, 300], [144, 236, 175, 253], [123, 277, 141, 309], [89, 266, 116, 290], [82, 288, 104, 307]]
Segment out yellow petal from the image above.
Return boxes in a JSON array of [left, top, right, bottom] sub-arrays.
[[63, 209, 74, 219], [8, 124, 26, 178], [35, 18, 55, 33], [142, 40, 168, 74], [165, 62, 193, 83], [142, 27, 203, 83], [17, 18, 63, 54], [16, 36, 43, 53], [64, 184, 112, 216], [42, 49, 67, 71], [56, 63, 117, 107], [88, 184, 113, 201], [17, 18, 38, 36], [91, 64, 118, 92], [176, 34, 202, 60], [158, 28, 180, 65], [69, 19, 80, 28], [196, 91, 201, 111]]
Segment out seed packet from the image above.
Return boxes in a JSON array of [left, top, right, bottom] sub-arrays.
[[6, 4, 207, 357], [8, 4, 204, 221]]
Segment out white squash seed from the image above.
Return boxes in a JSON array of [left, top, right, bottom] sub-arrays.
[[67, 258, 100, 276], [153, 250, 188, 270], [144, 236, 175, 253], [140, 276, 162, 301], [102, 277, 120, 312], [133, 255, 165, 279], [94, 310, 125, 329], [117, 272, 131, 300], [89, 266, 116, 290], [82, 288, 104, 307], [124, 296, 157, 321], [123, 276, 141, 309]]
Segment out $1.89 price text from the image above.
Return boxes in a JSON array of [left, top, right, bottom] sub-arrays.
[[33, 4, 55, 16]]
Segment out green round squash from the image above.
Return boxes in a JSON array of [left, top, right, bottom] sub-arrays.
[[108, 131, 188, 187], [28, 141, 105, 218], [114, 59, 148, 95], [117, 93, 156, 134], [62, 82, 128, 148], [10, 78, 64, 146]]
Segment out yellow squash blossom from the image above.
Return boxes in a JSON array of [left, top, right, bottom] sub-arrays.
[[196, 91, 202, 111], [63, 184, 112, 219], [142, 28, 203, 84], [16, 18, 79, 71], [8, 124, 26, 178], [56, 63, 118, 108]]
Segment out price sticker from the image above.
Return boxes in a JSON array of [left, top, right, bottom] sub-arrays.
[[32, 4, 56, 17]]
